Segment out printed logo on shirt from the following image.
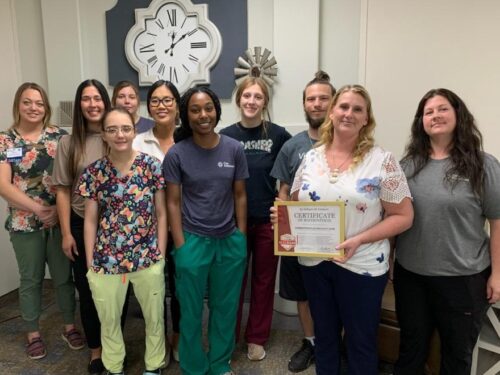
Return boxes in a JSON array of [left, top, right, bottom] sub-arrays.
[[298, 152, 306, 160], [217, 161, 235, 168], [240, 139, 273, 153]]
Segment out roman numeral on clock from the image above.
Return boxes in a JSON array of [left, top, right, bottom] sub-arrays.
[[188, 54, 199, 62], [158, 63, 165, 75], [167, 9, 177, 26], [191, 42, 207, 49], [139, 43, 155, 53], [170, 66, 178, 83], [148, 55, 158, 67], [155, 19, 164, 29]]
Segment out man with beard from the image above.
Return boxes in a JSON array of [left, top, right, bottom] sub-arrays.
[[271, 71, 335, 372]]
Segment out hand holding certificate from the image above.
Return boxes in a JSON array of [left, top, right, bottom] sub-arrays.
[[274, 201, 345, 258]]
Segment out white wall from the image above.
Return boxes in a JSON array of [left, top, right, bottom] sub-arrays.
[[362, 0, 500, 159], [0, 0, 22, 296]]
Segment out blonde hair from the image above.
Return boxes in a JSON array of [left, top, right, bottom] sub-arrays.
[[317, 84, 375, 169], [11, 82, 52, 129], [235, 77, 271, 137]]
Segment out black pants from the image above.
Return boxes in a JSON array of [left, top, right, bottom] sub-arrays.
[[166, 235, 180, 333], [393, 261, 489, 375], [71, 211, 129, 349]]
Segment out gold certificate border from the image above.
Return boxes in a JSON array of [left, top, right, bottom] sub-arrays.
[[273, 201, 345, 258]]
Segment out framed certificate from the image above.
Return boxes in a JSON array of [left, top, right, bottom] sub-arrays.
[[274, 201, 345, 258]]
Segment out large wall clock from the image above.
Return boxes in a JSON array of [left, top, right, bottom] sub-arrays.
[[106, 0, 247, 99], [125, 0, 222, 93]]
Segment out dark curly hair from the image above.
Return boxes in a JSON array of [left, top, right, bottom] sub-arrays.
[[401, 88, 484, 197], [175, 86, 221, 142]]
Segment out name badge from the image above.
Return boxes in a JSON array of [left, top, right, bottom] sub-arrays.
[[6, 147, 23, 162]]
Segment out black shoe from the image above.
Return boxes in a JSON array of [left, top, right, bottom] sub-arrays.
[[288, 339, 315, 373], [88, 358, 105, 374]]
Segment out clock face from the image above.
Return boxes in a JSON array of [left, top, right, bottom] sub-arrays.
[[125, 0, 222, 93]]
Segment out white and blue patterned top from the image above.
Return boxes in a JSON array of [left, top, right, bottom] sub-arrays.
[[291, 145, 411, 276]]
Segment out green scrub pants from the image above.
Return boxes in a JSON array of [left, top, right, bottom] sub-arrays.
[[173, 230, 247, 375], [10, 227, 75, 331]]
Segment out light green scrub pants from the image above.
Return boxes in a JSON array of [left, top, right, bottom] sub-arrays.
[[10, 227, 75, 332], [87, 259, 166, 373], [173, 230, 247, 375]]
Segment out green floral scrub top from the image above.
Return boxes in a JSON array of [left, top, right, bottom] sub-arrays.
[[0, 126, 68, 232]]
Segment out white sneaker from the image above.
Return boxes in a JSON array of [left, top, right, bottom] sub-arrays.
[[247, 343, 266, 361]]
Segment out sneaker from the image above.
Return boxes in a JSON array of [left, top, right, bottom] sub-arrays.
[[26, 336, 47, 360], [88, 358, 105, 374], [247, 343, 266, 361], [105, 372, 124, 375], [143, 369, 161, 375], [288, 339, 314, 372], [61, 328, 85, 350]]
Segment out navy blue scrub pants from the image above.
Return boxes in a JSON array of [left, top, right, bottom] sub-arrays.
[[301, 261, 388, 375]]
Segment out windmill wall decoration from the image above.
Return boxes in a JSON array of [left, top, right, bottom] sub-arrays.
[[234, 47, 278, 86]]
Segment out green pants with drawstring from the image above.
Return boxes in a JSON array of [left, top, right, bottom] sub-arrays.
[[173, 230, 247, 375], [10, 227, 75, 332]]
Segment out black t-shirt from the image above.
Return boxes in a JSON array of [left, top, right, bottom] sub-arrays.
[[220, 122, 291, 222]]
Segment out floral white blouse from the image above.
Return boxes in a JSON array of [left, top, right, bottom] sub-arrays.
[[291, 145, 411, 276]]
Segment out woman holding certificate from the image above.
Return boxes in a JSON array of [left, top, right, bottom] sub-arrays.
[[393, 88, 500, 375], [289, 85, 413, 375]]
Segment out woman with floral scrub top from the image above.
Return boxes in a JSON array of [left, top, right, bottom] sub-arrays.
[[77, 107, 167, 375], [0, 82, 84, 360], [52, 79, 112, 374]]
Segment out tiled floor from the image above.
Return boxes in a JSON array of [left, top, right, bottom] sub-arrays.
[[0, 281, 393, 374]]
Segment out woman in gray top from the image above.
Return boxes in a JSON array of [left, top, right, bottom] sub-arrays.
[[393, 88, 500, 375]]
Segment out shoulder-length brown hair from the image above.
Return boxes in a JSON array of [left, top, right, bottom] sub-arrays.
[[11, 82, 52, 129], [235, 76, 271, 138]]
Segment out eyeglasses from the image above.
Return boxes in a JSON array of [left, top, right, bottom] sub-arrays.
[[150, 97, 175, 107], [103, 125, 135, 135]]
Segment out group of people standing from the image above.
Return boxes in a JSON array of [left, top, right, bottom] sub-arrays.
[[0, 71, 498, 375]]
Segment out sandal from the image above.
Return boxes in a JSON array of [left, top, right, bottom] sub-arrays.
[[26, 337, 47, 360], [61, 328, 85, 350]]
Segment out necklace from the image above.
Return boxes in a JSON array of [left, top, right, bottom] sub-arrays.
[[328, 151, 352, 183], [307, 130, 317, 150]]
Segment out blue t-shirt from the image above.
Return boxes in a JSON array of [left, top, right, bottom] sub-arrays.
[[270, 130, 316, 188], [163, 135, 249, 238]]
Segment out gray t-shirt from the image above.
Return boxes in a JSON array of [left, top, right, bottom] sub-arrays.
[[270, 130, 316, 189], [396, 153, 500, 276], [163, 135, 249, 238]]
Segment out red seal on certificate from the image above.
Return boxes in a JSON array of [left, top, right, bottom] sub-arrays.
[[279, 233, 296, 251]]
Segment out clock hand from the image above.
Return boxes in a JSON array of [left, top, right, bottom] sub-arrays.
[[163, 29, 194, 56], [164, 31, 177, 55]]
